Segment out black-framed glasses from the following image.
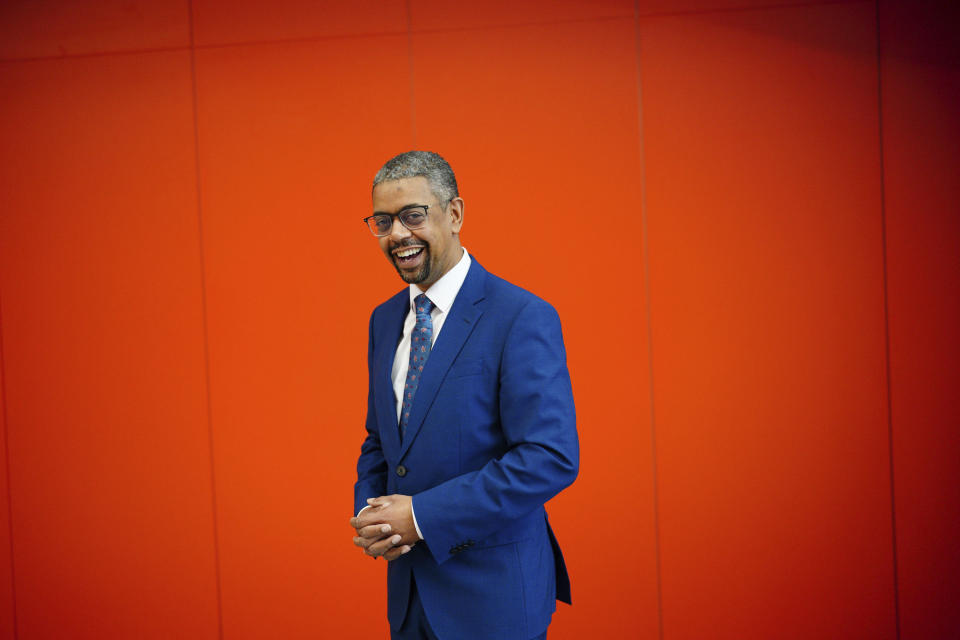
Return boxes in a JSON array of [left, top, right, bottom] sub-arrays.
[[363, 206, 430, 237]]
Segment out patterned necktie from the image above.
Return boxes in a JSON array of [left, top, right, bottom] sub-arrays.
[[400, 294, 435, 438]]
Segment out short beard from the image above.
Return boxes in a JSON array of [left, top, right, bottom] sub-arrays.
[[392, 244, 431, 284]]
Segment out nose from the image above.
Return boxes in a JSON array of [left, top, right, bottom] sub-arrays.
[[389, 216, 411, 241]]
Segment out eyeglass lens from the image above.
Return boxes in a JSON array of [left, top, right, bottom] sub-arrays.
[[368, 208, 428, 236]]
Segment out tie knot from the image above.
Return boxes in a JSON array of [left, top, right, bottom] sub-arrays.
[[414, 294, 434, 317]]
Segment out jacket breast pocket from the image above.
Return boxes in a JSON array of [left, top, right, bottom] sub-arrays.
[[447, 358, 485, 379]]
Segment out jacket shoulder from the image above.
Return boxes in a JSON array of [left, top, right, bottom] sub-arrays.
[[482, 269, 559, 318]]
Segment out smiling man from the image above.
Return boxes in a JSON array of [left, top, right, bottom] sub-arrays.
[[350, 151, 579, 640]]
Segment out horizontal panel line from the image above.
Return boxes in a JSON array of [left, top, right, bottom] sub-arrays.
[[0, 13, 635, 64], [0, 0, 864, 65], [0, 29, 403, 64], [634, 0, 867, 22], [0, 44, 192, 64]]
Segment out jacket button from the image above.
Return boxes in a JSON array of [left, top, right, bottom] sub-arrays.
[[396, 465, 407, 477]]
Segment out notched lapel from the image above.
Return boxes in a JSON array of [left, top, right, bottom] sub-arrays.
[[375, 295, 406, 457], [399, 262, 487, 459]]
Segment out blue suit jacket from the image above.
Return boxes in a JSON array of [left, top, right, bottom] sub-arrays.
[[354, 258, 579, 640]]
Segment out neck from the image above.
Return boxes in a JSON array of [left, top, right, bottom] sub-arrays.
[[417, 246, 463, 292]]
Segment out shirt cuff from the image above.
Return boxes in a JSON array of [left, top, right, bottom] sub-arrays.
[[411, 498, 424, 540]]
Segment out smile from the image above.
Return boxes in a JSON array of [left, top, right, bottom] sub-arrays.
[[393, 245, 425, 267]]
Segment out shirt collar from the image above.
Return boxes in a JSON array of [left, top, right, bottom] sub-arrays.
[[408, 248, 471, 314]]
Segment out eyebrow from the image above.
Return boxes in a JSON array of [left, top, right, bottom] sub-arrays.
[[372, 203, 429, 216]]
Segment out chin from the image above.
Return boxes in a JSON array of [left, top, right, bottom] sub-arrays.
[[394, 260, 428, 285], [393, 250, 431, 285]]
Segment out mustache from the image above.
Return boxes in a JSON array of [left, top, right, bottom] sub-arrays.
[[390, 239, 428, 251]]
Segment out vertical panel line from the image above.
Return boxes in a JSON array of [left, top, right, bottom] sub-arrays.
[[187, 1, 225, 638], [874, 1, 901, 638], [405, 0, 418, 148], [633, 4, 664, 640], [0, 293, 19, 639]]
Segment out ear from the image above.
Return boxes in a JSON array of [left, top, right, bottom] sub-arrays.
[[447, 197, 464, 233]]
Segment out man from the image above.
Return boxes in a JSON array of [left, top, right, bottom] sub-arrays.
[[350, 151, 579, 640]]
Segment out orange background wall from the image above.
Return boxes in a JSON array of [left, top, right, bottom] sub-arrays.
[[0, 1, 957, 638]]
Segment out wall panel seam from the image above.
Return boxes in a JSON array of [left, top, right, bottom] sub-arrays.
[[405, 0, 418, 148], [633, 3, 664, 639], [874, 1, 901, 638], [188, 0, 225, 637], [0, 292, 19, 638]]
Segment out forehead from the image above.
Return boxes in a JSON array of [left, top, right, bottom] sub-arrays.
[[372, 177, 433, 211]]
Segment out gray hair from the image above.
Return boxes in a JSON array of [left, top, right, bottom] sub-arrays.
[[372, 151, 459, 205]]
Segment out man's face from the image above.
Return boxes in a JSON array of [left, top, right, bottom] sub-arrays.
[[371, 177, 464, 290]]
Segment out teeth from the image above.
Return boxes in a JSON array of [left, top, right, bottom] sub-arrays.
[[396, 247, 422, 258]]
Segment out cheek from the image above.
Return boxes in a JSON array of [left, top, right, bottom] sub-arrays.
[[419, 230, 440, 249], [410, 231, 432, 249]]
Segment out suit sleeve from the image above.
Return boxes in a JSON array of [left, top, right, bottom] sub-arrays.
[[411, 298, 579, 564], [354, 309, 388, 516]]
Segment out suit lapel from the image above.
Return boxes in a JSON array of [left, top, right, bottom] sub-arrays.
[[399, 260, 487, 460], [374, 292, 407, 457]]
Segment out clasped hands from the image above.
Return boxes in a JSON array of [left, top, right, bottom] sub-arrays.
[[350, 494, 418, 561]]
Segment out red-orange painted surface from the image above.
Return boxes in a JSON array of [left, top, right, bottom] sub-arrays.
[[0, 0, 956, 638]]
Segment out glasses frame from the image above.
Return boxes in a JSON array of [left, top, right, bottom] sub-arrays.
[[363, 205, 431, 237]]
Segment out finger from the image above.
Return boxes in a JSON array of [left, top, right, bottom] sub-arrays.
[[382, 548, 400, 561], [383, 545, 412, 562], [353, 532, 391, 550], [365, 534, 403, 558], [353, 536, 373, 549], [352, 514, 371, 529], [367, 496, 392, 508], [358, 524, 392, 539], [352, 511, 382, 529]]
